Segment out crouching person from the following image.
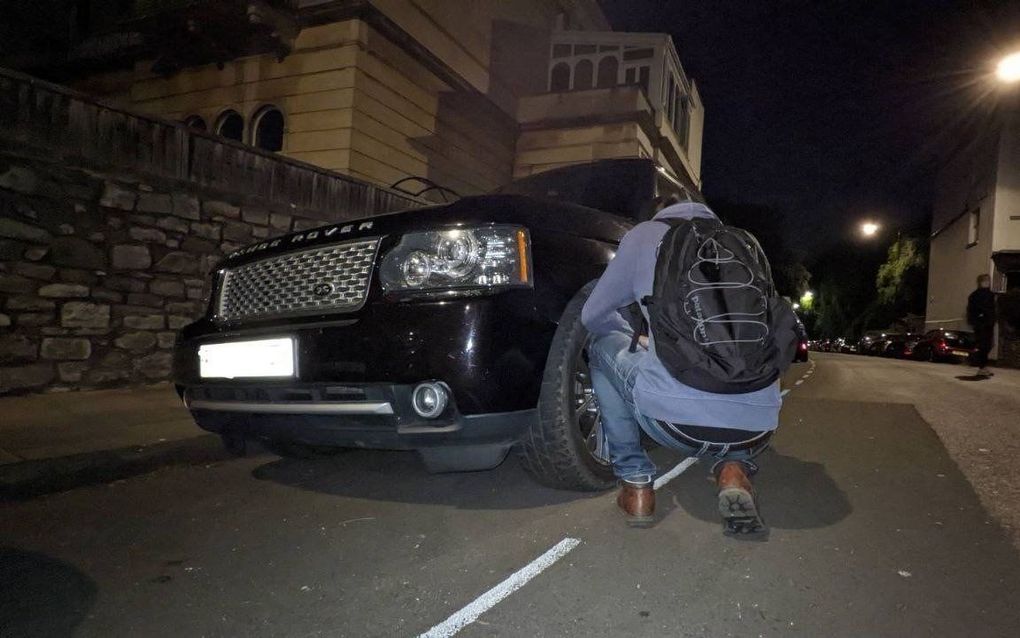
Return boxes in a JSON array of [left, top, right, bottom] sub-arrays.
[[581, 201, 799, 536]]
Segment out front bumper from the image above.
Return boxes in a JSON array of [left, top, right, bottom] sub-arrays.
[[182, 381, 534, 448], [172, 295, 554, 463]]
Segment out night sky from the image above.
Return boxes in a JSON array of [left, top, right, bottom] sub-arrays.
[[601, 0, 1020, 255]]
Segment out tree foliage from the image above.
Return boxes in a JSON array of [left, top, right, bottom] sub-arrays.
[[875, 237, 926, 308]]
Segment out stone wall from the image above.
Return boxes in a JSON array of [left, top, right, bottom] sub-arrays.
[[0, 156, 326, 395]]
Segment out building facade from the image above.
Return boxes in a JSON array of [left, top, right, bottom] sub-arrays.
[[926, 98, 1020, 357], [3, 0, 704, 200]]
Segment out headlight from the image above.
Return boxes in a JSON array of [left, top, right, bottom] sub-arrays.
[[380, 225, 532, 294]]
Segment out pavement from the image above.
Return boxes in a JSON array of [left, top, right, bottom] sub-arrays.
[[0, 384, 227, 499], [2, 354, 1020, 637]]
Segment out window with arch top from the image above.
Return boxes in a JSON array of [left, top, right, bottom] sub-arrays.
[[252, 106, 285, 153], [596, 56, 619, 88], [215, 110, 244, 142], [183, 115, 207, 132]]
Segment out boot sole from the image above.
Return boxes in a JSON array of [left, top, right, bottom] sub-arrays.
[[718, 487, 767, 537], [624, 514, 655, 528], [618, 504, 655, 528]]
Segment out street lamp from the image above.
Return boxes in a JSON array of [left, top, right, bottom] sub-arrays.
[[860, 221, 880, 237], [996, 51, 1020, 84]]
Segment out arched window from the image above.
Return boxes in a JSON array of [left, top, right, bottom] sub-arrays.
[[215, 110, 244, 142], [183, 115, 207, 132], [574, 59, 593, 90], [596, 56, 619, 88], [550, 62, 571, 92], [252, 106, 285, 152]]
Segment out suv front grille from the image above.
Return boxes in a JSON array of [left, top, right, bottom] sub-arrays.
[[216, 239, 380, 321]]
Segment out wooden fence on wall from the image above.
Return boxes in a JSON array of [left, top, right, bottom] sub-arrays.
[[0, 66, 424, 221]]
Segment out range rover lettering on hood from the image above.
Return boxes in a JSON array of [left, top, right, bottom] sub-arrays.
[[228, 221, 375, 259]]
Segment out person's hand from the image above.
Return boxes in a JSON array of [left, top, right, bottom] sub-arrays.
[[638, 335, 649, 349]]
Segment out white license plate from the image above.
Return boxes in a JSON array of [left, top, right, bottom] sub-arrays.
[[199, 337, 295, 379], [952, 350, 970, 357]]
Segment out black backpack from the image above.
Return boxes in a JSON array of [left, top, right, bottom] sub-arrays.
[[639, 217, 799, 394]]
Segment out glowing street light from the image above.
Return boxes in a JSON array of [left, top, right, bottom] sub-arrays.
[[997, 51, 1020, 84], [861, 221, 880, 237]]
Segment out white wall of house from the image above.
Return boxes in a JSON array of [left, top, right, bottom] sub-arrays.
[[993, 106, 1020, 255], [926, 99, 1020, 360], [925, 125, 1000, 333]]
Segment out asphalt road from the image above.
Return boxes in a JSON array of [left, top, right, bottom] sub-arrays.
[[3, 354, 1020, 637]]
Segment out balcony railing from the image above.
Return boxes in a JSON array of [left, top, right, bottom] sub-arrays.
[[0, 67, 423, 220], [547, 30, 695, 150]]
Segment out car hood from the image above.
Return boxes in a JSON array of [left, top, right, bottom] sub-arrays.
[[220, 194, 633, 268]]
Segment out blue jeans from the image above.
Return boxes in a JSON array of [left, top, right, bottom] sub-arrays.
[[588, 331, 771, 484]]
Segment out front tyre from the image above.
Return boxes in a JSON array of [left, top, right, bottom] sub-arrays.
[[516, 281, 616, 491]]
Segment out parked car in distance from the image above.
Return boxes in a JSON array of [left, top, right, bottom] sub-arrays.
[[857, 331, 886, 355], [881, 334, 919, 359], [910, 330, 977, 363], [863, 337, 889, 356]]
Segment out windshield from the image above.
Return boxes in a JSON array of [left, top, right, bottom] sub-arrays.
[[496, 159, 700, 220]]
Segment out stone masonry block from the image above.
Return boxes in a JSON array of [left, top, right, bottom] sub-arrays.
[[242, 207, 269, 225], [111, 245, 151, 270], [5, 296, 56, 311], [137, 193, 173, 214], [61, 302, 110, 329], [40, 338, 91, 360], [115, 331, 157, 352], [124, 315, 165, 330], [0, 334, 37, 362], [38, 283, 90, 298], [129, 227, 167, 243], [0, 218, 51, 243], [150, 279, 185, 298], [99, 182, 137, 211], [154, 251, 200, 274], [203, 200, 240, 218], [172, 194, 201, 220]]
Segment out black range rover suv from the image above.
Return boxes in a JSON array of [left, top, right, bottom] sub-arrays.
[[173, 159, 696, 491]]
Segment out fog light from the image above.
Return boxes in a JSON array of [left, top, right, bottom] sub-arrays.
[[412, 382, 449, 419]]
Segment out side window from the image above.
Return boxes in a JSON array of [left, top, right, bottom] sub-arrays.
[[550, 62, 571, 92], [252, 106, 285, 153], [574, 59, 594, 90], [183, 115, 207, 132], [215, 109, 244, 143], [596, 56, 619, 88], [967, 208, 979, 247]]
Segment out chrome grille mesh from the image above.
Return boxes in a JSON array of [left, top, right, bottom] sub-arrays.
[[216, 239, 379, 321]]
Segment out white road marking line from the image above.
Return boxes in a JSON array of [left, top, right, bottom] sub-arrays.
[[795, 379, 804, 385], [653, 457, 699, 490], [781, 389, 791, 397], [417, 537, 581, 638]]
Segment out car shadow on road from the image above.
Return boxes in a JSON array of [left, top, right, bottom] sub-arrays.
[[661, 449, 852, 531], [251, 448, 604, 510], [954, 374, 991, 382], [0, 548, 97, 638]]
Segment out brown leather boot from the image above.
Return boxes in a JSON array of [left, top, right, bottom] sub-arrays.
[[617, 481, 655, 528], [716, 461, 767, 537]]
